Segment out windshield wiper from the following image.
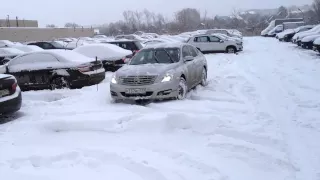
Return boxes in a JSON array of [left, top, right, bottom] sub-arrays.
[[163, 49, 175, 63]]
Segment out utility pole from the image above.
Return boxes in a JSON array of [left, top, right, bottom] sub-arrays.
[[16, 16, 19, 27]]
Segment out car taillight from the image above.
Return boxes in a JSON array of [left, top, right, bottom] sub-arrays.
[[78, 65, 91, 72], [12, 82, 17, 91]]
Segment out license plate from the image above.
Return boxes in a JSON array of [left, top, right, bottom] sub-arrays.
[[0, 89, 10, 97], [125, 88, 146, 94]]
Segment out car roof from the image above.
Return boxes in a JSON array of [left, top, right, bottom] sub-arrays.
[[108, 39, 137, 43], [142, 42, 186, 49]]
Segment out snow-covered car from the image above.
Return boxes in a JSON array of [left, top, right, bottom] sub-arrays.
[[27, 41, 67, 50], [0, 48, 25, 65], [213, 33, 243, 43], [0, 40, 15, 48], [205, 29, 242, 39], [114, 34, 145, 41], [110, 43, 207, 102], [0, 74, 22, 115], [93, 35, 108, 39], [12, 45, 44, 52], [106, 40, 144, 55], [3, 50, 105, 91], [143, 38, 172, 46], [277, 25, 315, 42], [187, 34, 243, 53], [54, 38, 73, 42], [267, 25, 284, 37], [301, 34, 320, 49], [292, 25, 320, 45], [73, 44, 133, 72]]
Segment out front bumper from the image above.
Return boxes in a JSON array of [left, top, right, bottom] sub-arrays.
[[0, 89, 22, 114], [301, 41, 313, 49], [71, 69, 105, 88], [110, 80, 179, 100]]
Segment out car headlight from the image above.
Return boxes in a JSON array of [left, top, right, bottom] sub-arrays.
[[111, 75, 117, 84], [161, 74, 173, 82]]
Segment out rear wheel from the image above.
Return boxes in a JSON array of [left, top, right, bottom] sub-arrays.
[[176, 77, 187, 100], [226, 46, 236, 54], [51, 76, 70, 90]]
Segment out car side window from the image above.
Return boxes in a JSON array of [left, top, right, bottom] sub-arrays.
[[42, 43, 53, 49], [209, 36, 221, 42], [188, 46, 198, 57], [182, 46, 192, 58], [194, 36, 209, 43]]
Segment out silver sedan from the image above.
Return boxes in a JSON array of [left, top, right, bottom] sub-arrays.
[[110, 43, 208, 102]]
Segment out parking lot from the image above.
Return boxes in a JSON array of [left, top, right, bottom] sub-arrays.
[[1, 37, 320, 180]]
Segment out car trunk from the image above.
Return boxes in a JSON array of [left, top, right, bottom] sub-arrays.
[[0, 75, 16, 98], [89, 60, 103, 71]]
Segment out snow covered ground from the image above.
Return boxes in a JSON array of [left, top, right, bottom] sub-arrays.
[[1, 37, 320, 180]]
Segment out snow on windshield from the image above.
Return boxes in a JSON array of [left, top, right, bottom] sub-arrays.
[[130, 48, 180, 65]]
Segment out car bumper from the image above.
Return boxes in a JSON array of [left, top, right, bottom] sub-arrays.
[[0, 89, 22, 114], [110, 80, 179, 100], [71, 69, 105, 88]]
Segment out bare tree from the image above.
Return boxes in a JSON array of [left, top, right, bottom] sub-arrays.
[[46, 24, 56, 28], [64, 22, 80, 28]]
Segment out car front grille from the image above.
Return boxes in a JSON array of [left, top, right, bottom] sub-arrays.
[[119, 76, 157, 86]]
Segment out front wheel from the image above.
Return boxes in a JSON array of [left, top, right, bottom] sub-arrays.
[[226, 46, 236, 54], [176, 77, 187, 100], [51, 76, 70, 90]]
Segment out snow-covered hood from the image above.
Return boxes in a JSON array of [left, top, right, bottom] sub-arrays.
[[295, 32, 319, 41], [115, 63, 179, 77], [313, 37, 320, 45], [301, 34, 320, 42], [277, 29, 295, 38]]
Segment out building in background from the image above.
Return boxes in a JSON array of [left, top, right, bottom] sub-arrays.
[[0, 18, 38, 27]]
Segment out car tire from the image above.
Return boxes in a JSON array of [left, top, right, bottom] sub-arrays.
[[226, 46, 236, 54], [200, 68, 208, 86], [176, 77, 187, 100], [51, 76, 70, 90]]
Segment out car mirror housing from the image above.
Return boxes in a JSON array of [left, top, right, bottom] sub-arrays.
[[184, 56, 194, 62]]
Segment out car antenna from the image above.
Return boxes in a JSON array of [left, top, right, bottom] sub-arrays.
[[96, 56, 99, 92]]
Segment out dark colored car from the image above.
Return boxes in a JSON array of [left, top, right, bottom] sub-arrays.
[[27, 41, 67, 50], [0, 74, 22, 115], [3, 50, 105, 91], [106, 40, 143, 55]]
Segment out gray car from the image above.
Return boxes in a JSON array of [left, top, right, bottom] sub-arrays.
[[110, 43, 208, 102]]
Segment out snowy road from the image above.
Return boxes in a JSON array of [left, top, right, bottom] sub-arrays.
[[1, 37, 320, 180]]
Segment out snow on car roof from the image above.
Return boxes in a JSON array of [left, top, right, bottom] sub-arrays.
[[301, 34, 320, 42], [142, 42, 185, 49], [13, 45, 44, 52], [0, 48, 25, 56], [47, 50, 94, 63], [73, 43, 132, 60]]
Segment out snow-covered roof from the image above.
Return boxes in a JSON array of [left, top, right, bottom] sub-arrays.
[[301, 34, 320, 42], [48, 50, 95, 63], [143, 42, 185, 49], [0, 48, 25, 56], [13, 45, 44, 52], [73, 43, 132, 60]]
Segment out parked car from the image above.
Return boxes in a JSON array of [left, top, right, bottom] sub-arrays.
[[114, 34, 144, 41], [313, 37, 320, 52], [0, 48, 25, 65], [205, 29, 242, 39], [143, 39, 171, 46], [0, 40, 15, 48], [73, 44, 132, 72], [27, 41, 67, 50], [213, 33, 243, 43], [106, 40, 144, 55], [187, 34, 243, 53], [267, 25, 284, 37], [301, 34, 320, 49], [0, 74, 22, 115], [12, 45, 44, 52], [277, 25, 315, 42], [2, 50, 105, 91], [261, 18, 304, 36], [110, 43, 207, 102], [292, 25, 320, 45]]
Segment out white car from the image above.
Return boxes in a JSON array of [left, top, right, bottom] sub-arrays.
[[301, 34, 320, 49], [187, 34, 243, 53], [12, 45, 44, 52], [292, 25, 320, 44]]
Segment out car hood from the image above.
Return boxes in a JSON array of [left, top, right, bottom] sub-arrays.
[[116, 63, 180, 77], [301, 34, 320, 42], [298, 32, 320, 40], [277, 30, 295, 38]]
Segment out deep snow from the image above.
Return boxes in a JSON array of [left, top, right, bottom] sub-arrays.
[[1, 37, 320, 180]]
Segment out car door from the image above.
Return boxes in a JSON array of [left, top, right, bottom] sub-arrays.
[[182, 45, 196, 87], [7, 54, 35, 90], [193, 36, 210, 52], [30, 53, 62, 89], [209, 36, 225, 51], [188, 45, 203, 83]]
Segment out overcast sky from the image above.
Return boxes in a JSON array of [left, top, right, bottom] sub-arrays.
[[0, 0, 312, 27]]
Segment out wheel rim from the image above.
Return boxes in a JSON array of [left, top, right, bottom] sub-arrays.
[[228, 48, 235, 53], [177, 79, 187, 100]]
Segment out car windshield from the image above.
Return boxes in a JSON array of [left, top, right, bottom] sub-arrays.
[[129, 48, 180, 65], [51, 41, 65, 48]]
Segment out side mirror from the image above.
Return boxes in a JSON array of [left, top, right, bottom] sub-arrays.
[[184, 56, 194, 62]]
